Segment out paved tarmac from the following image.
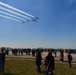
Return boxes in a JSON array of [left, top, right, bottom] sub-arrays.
[[6, 51, 76, 62]]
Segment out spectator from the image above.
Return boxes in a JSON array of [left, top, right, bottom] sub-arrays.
[[1, 47, 4, 53], [67, 53, 73, 68], [35, 50, 42, 73], [54, 51, 57, 57], [44, 51, 55, 75], [60, 50, 64, 62]]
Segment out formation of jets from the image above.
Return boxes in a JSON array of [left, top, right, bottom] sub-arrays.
[[0, 1, 39, 23]]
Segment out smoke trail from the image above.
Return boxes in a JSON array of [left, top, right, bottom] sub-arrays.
[[0, 10, 27, 22], [0, 6, 31, 20], [0, 1, 35, 18], [0, 14, 22, 23]]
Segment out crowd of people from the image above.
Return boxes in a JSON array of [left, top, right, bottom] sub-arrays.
[[35, 50, 73, 75], [0, 47, 73, 75]]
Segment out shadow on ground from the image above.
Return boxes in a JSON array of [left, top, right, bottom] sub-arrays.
[[41, 70, 56, 75], [2, 73, 20, 75]]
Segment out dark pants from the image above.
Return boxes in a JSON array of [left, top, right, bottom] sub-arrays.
[[68, 61, 72, 68], [45, 70, 52, 75], [0, 63, 5, 73], [37, 65, 41, 73], [45, 66, 53, 75]]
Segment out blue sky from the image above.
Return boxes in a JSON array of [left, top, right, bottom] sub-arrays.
[[0, 0, 76, 49]]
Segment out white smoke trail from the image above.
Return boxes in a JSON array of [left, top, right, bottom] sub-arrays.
[[0, 1, 35, 18], [0, 14, 22, 23], [0, 10, 27, 22], [0, 6, 31, 20]]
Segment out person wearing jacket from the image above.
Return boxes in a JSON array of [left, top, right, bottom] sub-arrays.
[[44, 51, 55, 75], [67, 52, 73, 68], [35, 50, 42, 73]]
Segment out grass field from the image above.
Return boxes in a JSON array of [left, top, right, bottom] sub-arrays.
[[0, 57, 76, 75]]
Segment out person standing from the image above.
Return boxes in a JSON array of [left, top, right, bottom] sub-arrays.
[[35, 50, 42, 73], [60, 50, 64, 62], [54, 51, 57, 57], [44, 51, 55, 75], [0, 47, 6, 73], [67, 53, 73, 68]]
